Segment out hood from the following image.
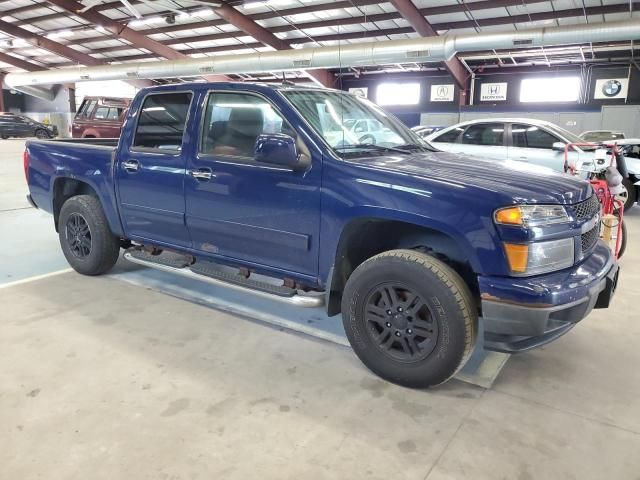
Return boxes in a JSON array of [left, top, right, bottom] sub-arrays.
[[352, 150, 592, 205]]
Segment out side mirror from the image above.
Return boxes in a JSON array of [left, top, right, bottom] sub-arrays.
[[254, 134, 300, 169], [552, 141, 566, 152]]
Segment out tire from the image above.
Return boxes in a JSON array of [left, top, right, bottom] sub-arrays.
[[341, 249, 477, 388], [1, 135, 8, 139], [618, 220, 627, 259], [618, 178, 636, 211], [35, 129, 50, 139], [58, 195, 120, 275]]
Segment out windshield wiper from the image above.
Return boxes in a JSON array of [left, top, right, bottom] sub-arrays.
[[335, 143, 410, 155], [394, 143, 429, 151], [395, 143, 438, 152]]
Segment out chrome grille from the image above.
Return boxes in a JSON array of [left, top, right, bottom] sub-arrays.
[[581, 224, 600, 254], [569, 195, 600, 222]]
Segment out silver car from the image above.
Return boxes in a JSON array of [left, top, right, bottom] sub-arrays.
[[426, 118, 639, 209]]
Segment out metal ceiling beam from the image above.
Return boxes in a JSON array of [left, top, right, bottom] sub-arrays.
[[7, 0, 543, 30], [64, 2, 640, 62], [7, 0, 381, 27], [212, 1, 335, 87], [0, 18, 152, 88], [0, 51, 44, 71], [388, 0, 469, 93], [0, 18, 105, 66], [8, 19, 640, 87], [43, 0, 229, 81], [60, 0, 597, 56]]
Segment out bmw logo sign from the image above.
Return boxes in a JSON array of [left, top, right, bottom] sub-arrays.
[[602, 79, 622, 97]]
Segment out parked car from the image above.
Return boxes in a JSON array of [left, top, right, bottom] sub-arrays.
[[411, 125, 446, 139], [24, 84, 619, 388], [0, 113, 57, 139], [72, 96, 130, 138], [580, 130, 626, 142], [323, 118, 404, 146], [617, 139, 640, 159], [426, 118, 640, 210]]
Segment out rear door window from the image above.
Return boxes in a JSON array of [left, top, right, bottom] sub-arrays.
[[81, 100, 97, 118], [132, 92, 193, 151], [433, 127, 464, 143], [512, 124, 559, 149], [94, 106, 110, 120], [461, 123, 505, 146], [106, 108, 120, 120]]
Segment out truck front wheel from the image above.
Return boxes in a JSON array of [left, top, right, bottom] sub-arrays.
[[341, 249, 477, 388], [58, 195, 120, 275]]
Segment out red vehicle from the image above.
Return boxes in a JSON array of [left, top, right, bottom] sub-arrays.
[[72, 96, 130, 138], [564, 142, 628, 258]]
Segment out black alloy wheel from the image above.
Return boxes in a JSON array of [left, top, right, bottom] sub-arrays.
[[65, 213, 92, 258], [364, 283, 439, 362]]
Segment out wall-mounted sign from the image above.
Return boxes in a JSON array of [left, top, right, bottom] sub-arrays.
[[430, 84, 455, 102], [594, 78, 628, 100], [348, 87, 368, 98], [480, 82, 508, 102]]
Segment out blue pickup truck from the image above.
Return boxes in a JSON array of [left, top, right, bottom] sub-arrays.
[[24, 82, 619, 388]]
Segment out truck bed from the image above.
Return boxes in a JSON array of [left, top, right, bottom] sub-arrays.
[[45, 137, 120, 147], [25, 137, 122, 235]]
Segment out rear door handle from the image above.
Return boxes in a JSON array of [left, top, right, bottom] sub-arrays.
[[122, 160, 139, 172], [188, 168, 213, 181]]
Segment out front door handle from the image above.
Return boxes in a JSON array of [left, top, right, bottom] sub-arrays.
[[188, 168, 213, 181], [122, 160, 139, 172]]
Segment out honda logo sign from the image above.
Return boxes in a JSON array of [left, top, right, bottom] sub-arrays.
[[480, 82, 508, 102]]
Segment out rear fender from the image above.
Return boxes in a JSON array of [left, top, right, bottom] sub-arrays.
[[51, 175, 123, 236]]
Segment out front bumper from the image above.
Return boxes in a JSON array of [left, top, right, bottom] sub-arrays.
[[479, 241, 618, 353]]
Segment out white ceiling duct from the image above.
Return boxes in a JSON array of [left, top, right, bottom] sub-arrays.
[[9, 85, 56, 101], [5, 19, 640, 89]]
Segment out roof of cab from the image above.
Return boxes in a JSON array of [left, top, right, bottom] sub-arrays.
[[138, 81, 343, 94]]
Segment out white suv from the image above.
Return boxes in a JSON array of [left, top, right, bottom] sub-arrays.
[[426, 118, 639, 209]]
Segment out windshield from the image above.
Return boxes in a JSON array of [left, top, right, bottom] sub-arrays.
[[282, 89, 433, 156], [581, 131, 625, 142], [545, 124, 603, 152]]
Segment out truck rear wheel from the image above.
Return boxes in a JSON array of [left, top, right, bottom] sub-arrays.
[[341, 249, 477, 388], [58, 195, 120, 275]]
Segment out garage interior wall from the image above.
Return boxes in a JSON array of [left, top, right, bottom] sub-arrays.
[[2, 87, 72, 136], [73, 80, 138, 108], [340, 64, 640, 135]]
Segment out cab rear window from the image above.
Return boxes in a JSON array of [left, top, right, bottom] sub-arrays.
[[132, 92, 192, 151]]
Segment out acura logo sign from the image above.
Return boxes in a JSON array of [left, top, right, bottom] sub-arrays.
[[431, 84, 454, 102]]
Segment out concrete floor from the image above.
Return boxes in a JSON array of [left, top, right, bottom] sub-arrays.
[[2, 139, 640, 479]]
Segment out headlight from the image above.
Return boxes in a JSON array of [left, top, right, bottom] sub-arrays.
[[495, 204, 569, 227], [503, 238, 574, 276]]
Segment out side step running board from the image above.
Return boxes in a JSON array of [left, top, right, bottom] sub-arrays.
[[123, 250, 324, 308]]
